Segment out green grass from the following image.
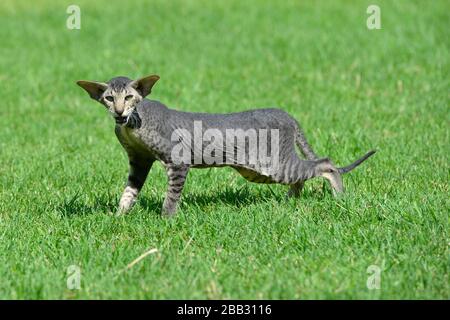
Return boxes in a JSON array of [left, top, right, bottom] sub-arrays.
[[0, 0, 448, 299]]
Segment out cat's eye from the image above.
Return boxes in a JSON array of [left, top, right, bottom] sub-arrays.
[[104, 96, 114, 102], [125, 95, 133, 101]]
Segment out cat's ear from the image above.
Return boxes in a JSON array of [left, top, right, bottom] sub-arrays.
[[130, 75, 160, 97], [76, 80, 108, 101]]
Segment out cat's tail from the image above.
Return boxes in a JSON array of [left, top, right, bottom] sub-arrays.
[[294, 122, 319, 160], [338, 150, 376, 174]]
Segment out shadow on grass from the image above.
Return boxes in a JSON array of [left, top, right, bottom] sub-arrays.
[[57, 187, 257, 217], [142, 184, 327, 211], [57, 183, 328, 217], [141, 185, 262, 211], [56, 191, 118, 217]]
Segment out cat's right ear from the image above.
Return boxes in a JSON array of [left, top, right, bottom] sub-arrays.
[[76, 80, 108, 101], [130, 75, 160, 97]]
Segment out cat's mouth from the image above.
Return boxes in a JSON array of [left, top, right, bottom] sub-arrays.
[[114, 116, 128, 125]]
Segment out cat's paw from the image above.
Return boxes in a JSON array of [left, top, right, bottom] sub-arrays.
[[118, 196, 136, 215], [115, 209, 127, 216], [161, 206, 177, 218], [116, 204, 132, 216]]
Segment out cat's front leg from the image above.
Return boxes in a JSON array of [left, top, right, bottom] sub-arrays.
[[162, 164, 190, 217], [118, 158, 153, 214]]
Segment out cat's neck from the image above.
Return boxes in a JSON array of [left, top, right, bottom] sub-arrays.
[[124, 110, 142, 129]]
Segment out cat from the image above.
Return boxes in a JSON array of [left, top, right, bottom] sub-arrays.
[[77, 75, 375, 217]]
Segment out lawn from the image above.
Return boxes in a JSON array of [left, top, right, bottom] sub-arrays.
[[0, 0, 448, 299]]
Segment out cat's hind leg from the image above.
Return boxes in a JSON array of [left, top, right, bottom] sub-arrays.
[[287, 181, 304, 198], [118, 158, 153, 214], [162, 164, 190, 217]]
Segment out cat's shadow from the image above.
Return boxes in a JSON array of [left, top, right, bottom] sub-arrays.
[[56, 191, 117, 217], [58, 185, 326, 217], [57, 188, 257, 217], [139, 185, 326, 213], [140, 186, 269, 212]]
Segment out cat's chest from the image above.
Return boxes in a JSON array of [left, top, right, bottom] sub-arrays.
[[116, 125, 159, 158]]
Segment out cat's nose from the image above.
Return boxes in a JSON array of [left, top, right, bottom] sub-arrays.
[[116, 109, 124, 116]]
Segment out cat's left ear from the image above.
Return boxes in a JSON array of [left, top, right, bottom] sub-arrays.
[[76, 80, 108, 101], [130, 75, 160, 97]]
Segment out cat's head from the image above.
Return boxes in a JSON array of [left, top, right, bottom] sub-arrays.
[[311, 150, 376, 195], [77, 75, 159, 124], [313, 158, 344, 194]]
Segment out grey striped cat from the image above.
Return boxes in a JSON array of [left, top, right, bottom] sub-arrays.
[[77, 75, 375, 217]]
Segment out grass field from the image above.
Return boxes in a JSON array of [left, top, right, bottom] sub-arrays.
[[0, 0, 448, 299]]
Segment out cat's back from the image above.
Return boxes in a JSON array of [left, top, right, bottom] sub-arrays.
[[136, 100, 299, 134], [167, 105, 297, 129], [136, 99, 170, 119]]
